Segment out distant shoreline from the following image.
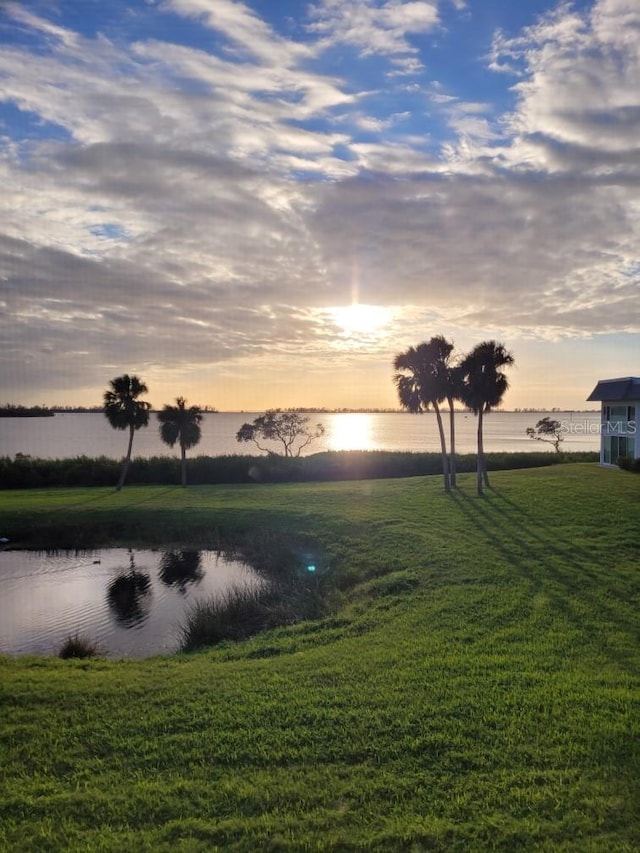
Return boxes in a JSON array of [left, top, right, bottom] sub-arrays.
[[1, 406, 599, 417], [0, 407, 56, 418]]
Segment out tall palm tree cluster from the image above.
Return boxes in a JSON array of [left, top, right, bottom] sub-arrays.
[[103, 375, 202, 489], [394, 337, 515, 495]]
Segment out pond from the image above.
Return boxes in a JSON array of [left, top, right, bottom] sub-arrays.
[[0, 548, 263, 659]]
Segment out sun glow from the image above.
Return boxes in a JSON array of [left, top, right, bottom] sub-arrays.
[[326, 413, 375, 451], [330, 304, 390, 336]]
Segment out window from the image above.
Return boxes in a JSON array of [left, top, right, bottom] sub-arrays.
[[603, 404, 635, 434], [604, 435, 634, 464], [610, 405, 627, 422]]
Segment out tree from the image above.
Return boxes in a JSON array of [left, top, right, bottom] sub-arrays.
[[236, 410, 325, 457], [394, 337, 456, 492], [458, 341, 515, 495], [157, 397, 203, 486], [526, 417, 564, 452], [103, 374, 151, 491]]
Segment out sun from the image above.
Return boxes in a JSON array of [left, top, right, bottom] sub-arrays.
[[330, 304, 390, 336]]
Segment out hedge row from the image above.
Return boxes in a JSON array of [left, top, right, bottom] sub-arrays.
[[0, 450, 598, 489]]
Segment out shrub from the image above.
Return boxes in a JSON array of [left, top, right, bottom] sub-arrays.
[[58, 633, 101, 659], [180, 575, 331, 652], [617, 456, 640, 473]]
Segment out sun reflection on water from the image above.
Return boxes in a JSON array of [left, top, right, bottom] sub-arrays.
[[326, 413, 375, 451]]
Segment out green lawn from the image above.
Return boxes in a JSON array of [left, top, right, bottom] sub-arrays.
[[1, 465, 639, 852]]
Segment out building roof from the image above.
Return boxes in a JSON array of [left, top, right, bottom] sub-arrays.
[[586, 377, 640, 402]]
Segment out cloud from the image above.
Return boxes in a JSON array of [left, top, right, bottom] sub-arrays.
[[307, 167, 640, 336], [162, 0, 312, 66], [492, 0, 640, 173], [0, 0, 639, 408], [2, 2, 79, 49], [388, 55, 425, 75], [308, 0, 439, 57]]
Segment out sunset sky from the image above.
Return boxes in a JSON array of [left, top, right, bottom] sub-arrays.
[[1, 0, 638, 411]]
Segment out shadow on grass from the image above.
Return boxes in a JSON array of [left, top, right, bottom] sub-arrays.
[[101, 486, 178, 508], [449, 485, 639, 675], [18, 485, 178, 514]]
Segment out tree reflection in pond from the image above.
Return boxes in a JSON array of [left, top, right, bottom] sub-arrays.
[[107, 550, 152, 627], [158, 550, 204, 595]]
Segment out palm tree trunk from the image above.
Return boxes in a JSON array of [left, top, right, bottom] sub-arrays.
[[447, 397, 456, 488], [116, 424, 135, 491], [477, 409, 484, 495], [481, 408, 490, 487], [433, 402, 450, 492], [181, 444, 187, 487]]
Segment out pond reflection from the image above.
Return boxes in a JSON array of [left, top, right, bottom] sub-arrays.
[[107, 571, 152, 627], [159, 550, 204, 595], [106, 550, 153, 627], [0, 547, 263, 658]]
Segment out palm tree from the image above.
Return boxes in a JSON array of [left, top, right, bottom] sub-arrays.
[[394, 337, 455, 492], [458, 341, 515, 495], [157, 397, 203, 487], [103, 374, 151, 491], [431, 336, 461, 489]]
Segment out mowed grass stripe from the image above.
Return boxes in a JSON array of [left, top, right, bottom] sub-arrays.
[[0, 464, 639, 852]]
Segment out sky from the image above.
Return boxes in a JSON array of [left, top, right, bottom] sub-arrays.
[[0, 0, 638, 411]]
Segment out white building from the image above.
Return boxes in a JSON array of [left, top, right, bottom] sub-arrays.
[[586, 377, 640, 466]]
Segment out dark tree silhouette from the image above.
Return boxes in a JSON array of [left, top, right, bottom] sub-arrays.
[[394, 337, 456, 492], [159, 550, 204, 594], [106, 549, 152, 627], [103, 374, 151, 490], [458, 341, 515, 495], [236, 410, 325, 457], [157, 397, 203, 486], [526, 417, 565, 452], [107, 571, 152, 626]]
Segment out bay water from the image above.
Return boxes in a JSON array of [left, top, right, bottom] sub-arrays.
[[0, 411, 600, 459]]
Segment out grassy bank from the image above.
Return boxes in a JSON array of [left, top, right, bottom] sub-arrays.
[[1, 465, 639, 851]]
